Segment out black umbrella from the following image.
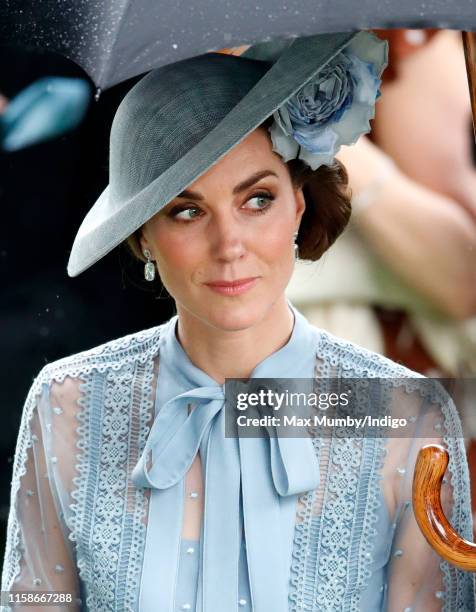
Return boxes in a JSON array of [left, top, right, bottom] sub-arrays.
[[1, 0, 476, 92]]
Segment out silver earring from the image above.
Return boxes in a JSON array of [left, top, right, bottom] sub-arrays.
[[293, 231, 299, 260], [143, 249, 156, 281]]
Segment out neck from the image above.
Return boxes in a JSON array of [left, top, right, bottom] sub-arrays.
[[174, 297, 294, 385]]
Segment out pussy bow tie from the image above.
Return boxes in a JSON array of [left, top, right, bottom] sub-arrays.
[[131, 380, 320, 612]]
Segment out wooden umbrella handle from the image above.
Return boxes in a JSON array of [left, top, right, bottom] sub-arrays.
[[462, 31, 476, 141], [413, 444, 476, 571]]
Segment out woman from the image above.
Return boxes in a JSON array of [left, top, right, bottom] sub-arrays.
[[1, 31, 474, 611]]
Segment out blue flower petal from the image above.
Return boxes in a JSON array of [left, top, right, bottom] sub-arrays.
[[268, 31, 388, 170]]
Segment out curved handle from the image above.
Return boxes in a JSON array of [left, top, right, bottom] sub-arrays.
[[462, 31, 476, 141], [413, 443, 476, 571]]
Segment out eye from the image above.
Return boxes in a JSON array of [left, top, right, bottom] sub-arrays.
[[244, 192, 275, 213], [169, 205, 203, 222]]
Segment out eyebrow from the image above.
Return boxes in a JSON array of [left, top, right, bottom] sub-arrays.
[[175, 170, 279, 201]]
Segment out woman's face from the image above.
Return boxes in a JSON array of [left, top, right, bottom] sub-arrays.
[[140, 127, 306, 331]]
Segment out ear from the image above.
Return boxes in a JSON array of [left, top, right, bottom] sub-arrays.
[[294, 186, 306, 226], [138, 228, 150, 257]]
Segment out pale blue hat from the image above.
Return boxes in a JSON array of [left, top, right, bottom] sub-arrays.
[[67, 31, 387, 277]]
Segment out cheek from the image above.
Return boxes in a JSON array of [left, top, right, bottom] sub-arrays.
[[255, 215, 293, 262], [151, 224, 204, 278]]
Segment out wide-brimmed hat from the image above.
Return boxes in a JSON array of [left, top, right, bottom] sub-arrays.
[[67, 31, 387, 277]]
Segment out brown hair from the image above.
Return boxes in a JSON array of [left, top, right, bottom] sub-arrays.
[[125, 115, 351, 263], [283, 154, 351, 260]]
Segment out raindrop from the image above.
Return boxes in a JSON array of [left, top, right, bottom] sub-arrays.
[[94, 87, 102, 102]]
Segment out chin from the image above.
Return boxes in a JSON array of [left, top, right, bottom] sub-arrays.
[[205, 301, 264, 332], [184, 292, 268, 332], [176, 282, 283, 332]]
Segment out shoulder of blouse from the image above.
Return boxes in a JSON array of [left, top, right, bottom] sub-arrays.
[[314, 326, 459, 413], [315, 324, 424, 378], [35, 321, 167, 386]]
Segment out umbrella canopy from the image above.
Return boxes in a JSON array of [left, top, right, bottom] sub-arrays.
[[1, 0, 476, 91]]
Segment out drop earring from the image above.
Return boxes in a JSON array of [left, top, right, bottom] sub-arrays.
[[143, 249, 156, 281], [293, 231, 299, 260]]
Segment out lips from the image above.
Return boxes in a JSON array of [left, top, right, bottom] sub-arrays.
[[205, 277, 258, 287], [204, 277, 260, 296]]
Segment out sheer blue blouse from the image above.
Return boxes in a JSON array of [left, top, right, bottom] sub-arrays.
[[134, 302, 392, 611], [3, 301, 474, 611]]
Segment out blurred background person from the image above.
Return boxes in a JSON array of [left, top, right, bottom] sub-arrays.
[[285, 29, 476, 525]]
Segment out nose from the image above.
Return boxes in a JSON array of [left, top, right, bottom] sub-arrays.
[[209, 212, 246, 263]]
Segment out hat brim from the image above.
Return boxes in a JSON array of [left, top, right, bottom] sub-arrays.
[[67, 31, 365, 277]]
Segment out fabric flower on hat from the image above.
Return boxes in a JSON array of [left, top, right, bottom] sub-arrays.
[[269, 31, 388, 170]]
